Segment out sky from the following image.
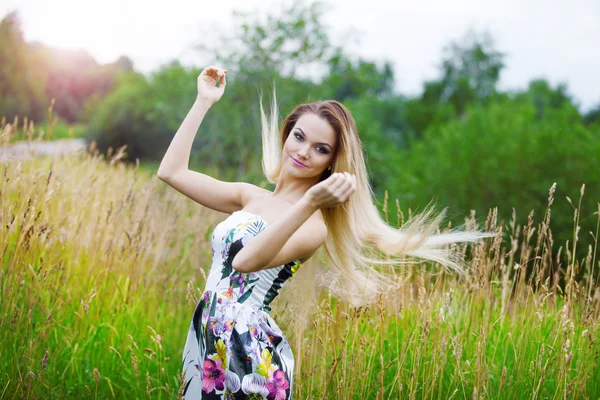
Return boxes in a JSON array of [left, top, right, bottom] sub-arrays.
[[2, 0, 599, 111]]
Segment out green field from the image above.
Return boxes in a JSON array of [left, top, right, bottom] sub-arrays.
[[1, 150, 599, 399]]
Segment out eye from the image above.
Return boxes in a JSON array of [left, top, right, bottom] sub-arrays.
[[316, 146, 329, 155]]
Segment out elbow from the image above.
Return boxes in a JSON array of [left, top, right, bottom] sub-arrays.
[[232, 258, 258, 273], [156, 169, 171, 181], [157, 166, 185, 181], [156, 170, 167, 181]]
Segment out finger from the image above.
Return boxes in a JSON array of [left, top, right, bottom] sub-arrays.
[[329, 173, 346, 191], [326, 172, 341, 184], [340, 183, 356, 201], [332, 175, 352, 197], [342, 173, 354, 188], [219, 72, 226, 86], [210, 66, 222, 77], [201, 67, 218, 81]]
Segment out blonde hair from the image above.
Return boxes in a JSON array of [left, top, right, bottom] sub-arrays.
[[260, 93, 497, 303]]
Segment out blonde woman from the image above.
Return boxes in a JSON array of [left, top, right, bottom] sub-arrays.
[[158, 66, 495, 399]]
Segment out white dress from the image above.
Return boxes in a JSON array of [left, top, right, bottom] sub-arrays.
[[181, 211, 302, 399]]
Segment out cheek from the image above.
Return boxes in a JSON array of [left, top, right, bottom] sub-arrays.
[[283, 137, 294, 151]]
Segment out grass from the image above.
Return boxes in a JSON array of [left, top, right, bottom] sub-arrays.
[[1, 103, 88, 145], [0, 144, 599, 399]]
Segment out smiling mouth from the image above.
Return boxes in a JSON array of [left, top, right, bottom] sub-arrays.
[[290, 156, 307, 167]]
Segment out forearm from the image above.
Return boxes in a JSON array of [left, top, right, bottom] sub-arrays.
[[157, 97, 212, 177], [232, 196, 317, 272]]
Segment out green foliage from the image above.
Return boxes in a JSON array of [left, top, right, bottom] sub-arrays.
[[393, 93, 600, 263], [323, 50, 395, 101], [405, 29, 505, 137], [87, 71, 171, 161], [0, 12, 46, 121], [439, 29, 504, 104], [583, 102, 600, 126]]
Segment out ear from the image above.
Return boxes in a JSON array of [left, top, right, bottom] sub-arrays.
[[319, 166, 332, 182]]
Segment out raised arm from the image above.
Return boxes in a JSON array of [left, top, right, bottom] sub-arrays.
[[157, 66, 259, 213]]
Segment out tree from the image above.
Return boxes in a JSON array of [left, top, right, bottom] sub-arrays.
[[197, 0, 332, 81], [583, 102, 600, 127], [322, 49, 395, 101], [395, 95, 598, 266], [405, 29, 505, 137], [88, 72, 167, 161], [515, 79, 580, 121], [438, 29, 504, 107], [0, 11, 46, 121]]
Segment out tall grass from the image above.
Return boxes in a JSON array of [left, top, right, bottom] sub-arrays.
[[1, 100, 87, 145], [0, 144, 598, 399]]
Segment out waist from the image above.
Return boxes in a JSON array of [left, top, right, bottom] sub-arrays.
[[201, 287, 272, 314]]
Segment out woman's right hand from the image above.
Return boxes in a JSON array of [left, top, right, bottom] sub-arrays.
[[197, 65, 227, 104]]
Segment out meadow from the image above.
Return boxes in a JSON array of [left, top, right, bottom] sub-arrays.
[[1, 140, 599, 399]]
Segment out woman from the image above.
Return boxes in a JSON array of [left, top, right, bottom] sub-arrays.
[[158, 66, 495, 399]]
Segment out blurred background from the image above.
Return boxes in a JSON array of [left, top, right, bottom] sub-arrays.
[[1, 0, 599, 259]]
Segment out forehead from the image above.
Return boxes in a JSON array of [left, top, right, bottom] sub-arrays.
[[294, 113, 337, 146]]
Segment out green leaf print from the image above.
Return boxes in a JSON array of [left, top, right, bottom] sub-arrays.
[[237, 286, 254, 304]]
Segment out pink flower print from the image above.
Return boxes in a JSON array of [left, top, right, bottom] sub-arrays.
[[202, 358, 226, 393], [266, 370, 289, 400]]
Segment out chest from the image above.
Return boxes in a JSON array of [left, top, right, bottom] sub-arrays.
[[241, 198, 291, 225], [210, 213, 269, 261]]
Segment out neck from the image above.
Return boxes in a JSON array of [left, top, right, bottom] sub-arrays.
[[272, 168, 320, 204]]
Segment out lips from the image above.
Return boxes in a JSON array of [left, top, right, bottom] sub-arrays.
[[290, 156, 307, 167]]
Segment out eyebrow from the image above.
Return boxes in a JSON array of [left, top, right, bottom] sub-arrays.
[[295, 128, 333, 149]]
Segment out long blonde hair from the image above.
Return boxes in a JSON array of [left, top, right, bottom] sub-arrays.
[[260, 93, 497, 303]]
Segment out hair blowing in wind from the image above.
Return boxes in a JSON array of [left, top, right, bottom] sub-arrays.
[[259, 92, 498, 304]]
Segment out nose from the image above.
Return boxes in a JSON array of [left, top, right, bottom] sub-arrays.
[[297, 145, 310, 159]]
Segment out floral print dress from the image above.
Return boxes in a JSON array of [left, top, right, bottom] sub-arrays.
[[181, 210, 302, 399]]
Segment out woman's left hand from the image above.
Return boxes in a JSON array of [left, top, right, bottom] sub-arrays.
[[304, 172, 357, 209]]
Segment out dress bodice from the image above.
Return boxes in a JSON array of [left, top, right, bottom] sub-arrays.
[[203, 210, 302, 313]]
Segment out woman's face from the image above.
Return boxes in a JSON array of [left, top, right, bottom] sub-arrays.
[[283, 112, 337, 179]]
